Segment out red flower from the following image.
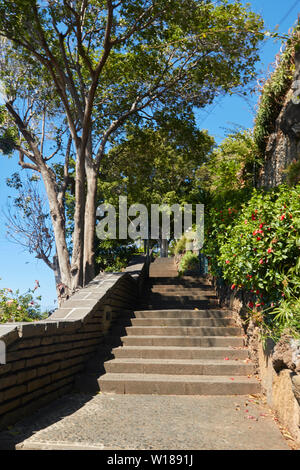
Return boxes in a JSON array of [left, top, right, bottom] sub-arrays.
[[248, 302, 254, 309], [244, 220, 248, 224], [259, 259, 264, 265], [267, 248, 273, 254], [280, 214, 285, 221], [226, 260, 230, 264], [231, 284, 236, 290], [256, 237, 261, 241]]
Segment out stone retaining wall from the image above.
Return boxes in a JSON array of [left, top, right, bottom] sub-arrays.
[[0, 255, 149, 430], [212, 277, 300, 443]]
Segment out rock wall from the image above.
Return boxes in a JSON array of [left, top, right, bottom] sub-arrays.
[[258, 51, 300, 188], [212, 278, 300, 444]]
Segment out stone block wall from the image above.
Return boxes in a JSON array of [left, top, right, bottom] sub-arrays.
[[212, 277, 300, 443], [0, 256, 149, 430]]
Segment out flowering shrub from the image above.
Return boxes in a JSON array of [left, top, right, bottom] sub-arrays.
[[203, 184, 300, 339], [0, 280, 44, 323], [218, 185, 300, 306], [203, 188, 252, 276]]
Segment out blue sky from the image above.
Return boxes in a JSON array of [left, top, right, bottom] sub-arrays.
[[196, 0, 300, 140], [0, 0, 299, 310]]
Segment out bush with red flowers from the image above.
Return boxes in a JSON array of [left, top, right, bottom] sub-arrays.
[[204, 184, 300, 339]]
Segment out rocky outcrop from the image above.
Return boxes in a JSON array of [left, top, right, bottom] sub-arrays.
[[272, 335, 300, 373], [258, 51, 300, 188]]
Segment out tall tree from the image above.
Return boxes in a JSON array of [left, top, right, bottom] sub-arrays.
[[100, 116, 214, 208], [98, 117, 214, 256], [0, 0, 264, 293]]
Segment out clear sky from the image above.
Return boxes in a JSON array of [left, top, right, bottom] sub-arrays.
[[196, 0, 300, 140], [0, 0, 299, 310]]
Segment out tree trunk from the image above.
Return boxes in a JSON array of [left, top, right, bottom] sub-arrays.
[[83, 166, 97, 285], [70, 149, 86, 290], [41, 169, 72, 290]]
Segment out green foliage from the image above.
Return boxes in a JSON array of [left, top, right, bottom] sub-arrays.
[[217, 185, 300, 306], [197, 130, 261, 194], [284, 158, 300, 185], [178, 252, 199, 275], [95, 239, 137, 273], [0, 282, 46, 323], [0, 106, 18, 155], [254, 27, 300, 155], [203, 184, 300, 340], [203, 187, 253, 276], [102, 120, 215, 209], [269, 297, 300, 341], [174, 236, 188, 255]]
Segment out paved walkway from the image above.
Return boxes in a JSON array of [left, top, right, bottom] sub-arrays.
[[0, 392, 290, 450]]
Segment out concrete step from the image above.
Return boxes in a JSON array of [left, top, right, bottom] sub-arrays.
[[149, 277, 205, 284], [125, 326, 243, 336], [151, 285, 212, 290], [130, 318, 235, 327], [134, 309, 232, 319], [112, 345, 249, 360], [121, 335, 244, 347], [104, 358, 254, 376], [142, 302, 218, 310], [99, 373, 260, 395], [149, 273, 178, 278], [151, 289, 215, 294], [149, 294, 217, 301]]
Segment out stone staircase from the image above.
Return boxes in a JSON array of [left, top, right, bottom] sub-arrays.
[[98, 258, 260, 395]]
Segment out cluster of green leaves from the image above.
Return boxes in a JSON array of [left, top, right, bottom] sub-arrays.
[[178, 251, 199, 275], [254, 26, 300, 155], [268, 297, 300, 341], [102, 119, 214, 209], [196, 130, 261, 195], [0, 105, 18, 155], [203, 187, 253, 276], [204, 185, 300, 339], [95, 239, 138, 273], [284, 158, 300, 185], [174, 236, 188, 256], [0, 283, 46, 323]]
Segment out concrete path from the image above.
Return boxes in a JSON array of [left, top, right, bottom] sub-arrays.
[[0, 392, 291, 450]]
